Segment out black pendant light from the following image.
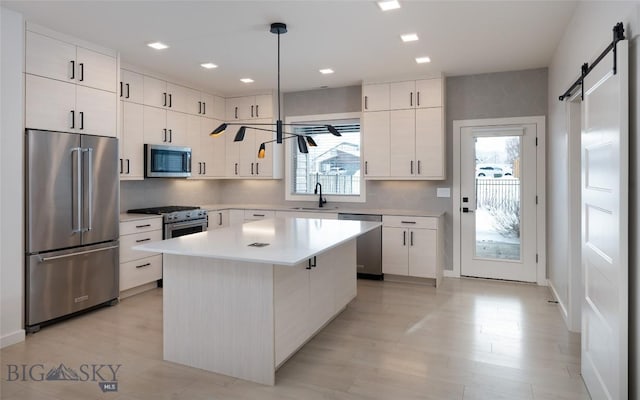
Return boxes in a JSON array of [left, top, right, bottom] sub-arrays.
[[209, 22, 339, 156]]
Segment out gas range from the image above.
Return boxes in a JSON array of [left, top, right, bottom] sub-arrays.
[[128, 206, 207, 224]]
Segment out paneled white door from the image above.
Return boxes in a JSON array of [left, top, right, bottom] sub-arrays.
[[580, 40, 628, 400]]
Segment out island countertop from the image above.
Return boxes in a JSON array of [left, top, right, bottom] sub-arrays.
[[134, 217, 381, 266]]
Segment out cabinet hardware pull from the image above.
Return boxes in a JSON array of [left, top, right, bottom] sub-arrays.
[[417, 91, 420, 106], [364, 95, 368, 110], [168, 129, 172, 143], [410, 92, 413, 107], [70, 60, 75, 80], [251, 105, 254, 118], [163, 128, 167, 142], [256, 104, 259, 117], [234, 163, 238, 175], [136, 263, 151, 269], [251, 162, 254, 175], [168, 93, 172, 107], [119, 158, 123, 174], [401, 221, 416, 224], [203, 162, 206, 175], [307, 259, 312, 270], [255, 162, 259, 175], [135, 224, 151, 228], [218, 212, 222, 226], [311, 256, 317, 268], [198, 101, 202, 114], [79, 111, 84, 130], [417, 160, 421, 174], [126, 159, 130, 174], [198, 162, 202, 174], [365, 161, 368, 174], [120, 81, 123, 97], [70, 110, 75, 129], [410, 160, 414, 174], [79, 63, 84, 81], [163, 92, 167, 107], [235, 106, 238, 119], [203, 102, 206, 114], [135, 238, 151, 243], [253, 214, 265, 217], [126, 83, 130, 99], [403, 231, 406, 246], [410, 231, 414, 246]]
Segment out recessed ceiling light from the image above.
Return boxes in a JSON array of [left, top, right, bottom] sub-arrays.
[[200, 63, 218, 69], [147, 42, 169, 50], [319, 68, 334, 74], [240, 78, 254, 83], [401, 33, 419, 42], [415, 56, 431, 64], [378, 0, 400, 11]]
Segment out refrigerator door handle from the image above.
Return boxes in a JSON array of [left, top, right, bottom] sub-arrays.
[[39, 245, 119, 262], [71, 147, 83, 233], [84, 148, 94, 231]]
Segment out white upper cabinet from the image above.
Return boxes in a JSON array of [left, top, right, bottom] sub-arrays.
[[120, 69, 144, 104], [389, 78, 443, 110], [26, 31, 117, 93], [415, 107, 445, 178], [362, 83, 389, 111], [166, 83, 191, 114], [199, 92, 225, 120], [415, 78, 443, 108], [226, 95, 273, 120], [362, 111, 390, 177], [143, 76, 167, 108], [389, 81, 416, 110]]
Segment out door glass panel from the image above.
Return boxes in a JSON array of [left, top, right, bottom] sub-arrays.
[[474, 136, 521, 261]]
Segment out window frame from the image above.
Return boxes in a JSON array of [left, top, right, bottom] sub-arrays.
[[284, 112, 366, 203]]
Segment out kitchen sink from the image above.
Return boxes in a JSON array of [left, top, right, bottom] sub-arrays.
[[289, 206, 339, 211]]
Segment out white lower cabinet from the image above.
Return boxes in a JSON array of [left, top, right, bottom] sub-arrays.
[[208, 210, 229, 229], [119, 218, 163, 292], [382, 215, 443, 286], [274, 240, 356, 367], [274, 211, 338, 219], [244, 209, 275, 222]]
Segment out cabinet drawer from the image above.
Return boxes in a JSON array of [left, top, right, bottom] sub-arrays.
[[120, 254, 162, 292], [120, 218, 162, 235], [120, 230, 162, 263], [383, 215, 437, 229], [244, 210, 275, 221]]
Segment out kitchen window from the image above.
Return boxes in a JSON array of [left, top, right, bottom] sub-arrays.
[[285, 112, 365, 203]]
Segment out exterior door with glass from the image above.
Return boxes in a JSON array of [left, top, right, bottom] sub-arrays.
[[460, 124, 538, 282]]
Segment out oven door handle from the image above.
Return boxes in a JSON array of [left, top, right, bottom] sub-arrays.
[[164, 219, 207, 238]]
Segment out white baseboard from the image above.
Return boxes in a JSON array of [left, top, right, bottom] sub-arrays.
[[444, 270, 459, 278], [1, 329, 25, 349], [548, 279, 570, 330]]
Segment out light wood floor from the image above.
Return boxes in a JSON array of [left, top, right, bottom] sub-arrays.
[[1, 278, 589, 400]]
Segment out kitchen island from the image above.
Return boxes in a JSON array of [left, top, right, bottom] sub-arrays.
[[135, 217, 381, 385]]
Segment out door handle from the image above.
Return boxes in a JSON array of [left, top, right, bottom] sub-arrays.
[[72, 147, 82, 233], [40, 245, 119, 262], [85, 147, 93, 231]]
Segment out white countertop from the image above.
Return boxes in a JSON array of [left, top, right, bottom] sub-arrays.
[[134, 217, 381, 266], [200, 203, 445, 218], [119, 213, 162, 223]]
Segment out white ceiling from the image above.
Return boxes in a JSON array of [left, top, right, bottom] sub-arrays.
[[3, 1, 578, 97]]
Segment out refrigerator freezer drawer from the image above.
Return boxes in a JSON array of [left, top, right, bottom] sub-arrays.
[[26, 242, 119, 327]]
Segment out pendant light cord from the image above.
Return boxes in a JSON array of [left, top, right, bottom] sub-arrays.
[[277, 31, 281, 122]]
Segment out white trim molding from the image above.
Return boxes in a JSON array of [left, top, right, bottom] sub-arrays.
[[1, 329, 25, 349]]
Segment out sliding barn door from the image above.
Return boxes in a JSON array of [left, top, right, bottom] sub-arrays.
[[580, 39, 628, 400]]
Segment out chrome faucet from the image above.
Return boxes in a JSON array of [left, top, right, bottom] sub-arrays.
[[314, 182, 327, 208]]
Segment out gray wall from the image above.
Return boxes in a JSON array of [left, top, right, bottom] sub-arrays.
[[120, 179, 222, 211]]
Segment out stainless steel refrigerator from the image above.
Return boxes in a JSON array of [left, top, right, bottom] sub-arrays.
[[25, 129, 119, 332]]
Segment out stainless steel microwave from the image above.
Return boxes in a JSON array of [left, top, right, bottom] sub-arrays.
[[144, 144, 192, 178]]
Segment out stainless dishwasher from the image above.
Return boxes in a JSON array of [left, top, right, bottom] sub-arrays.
[[338, 213, 383, 280]]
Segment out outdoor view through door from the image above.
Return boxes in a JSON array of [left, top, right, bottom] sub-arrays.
[[474, 136, 521, 260], [460, 122, 538, 282]]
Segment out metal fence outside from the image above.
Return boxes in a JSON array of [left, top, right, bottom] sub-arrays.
[[307, 174, 360, 195], [476, 178, 520, 208]]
